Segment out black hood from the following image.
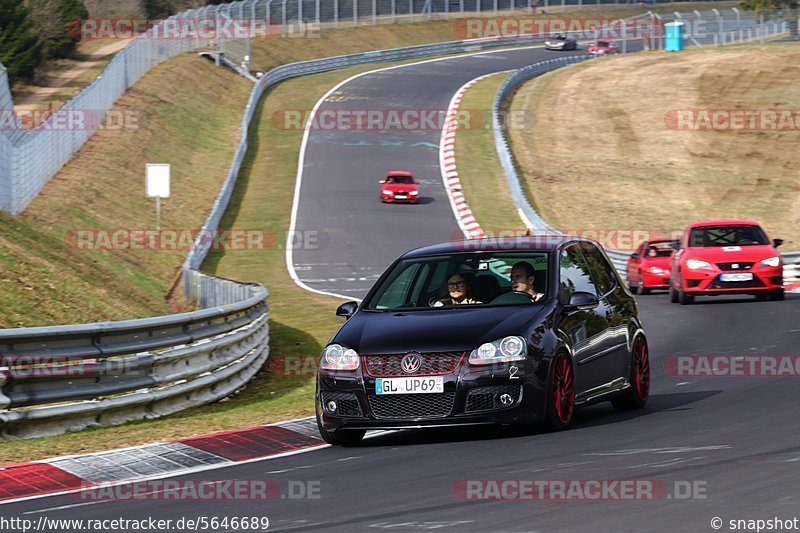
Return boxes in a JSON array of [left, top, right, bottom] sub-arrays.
[[332, 304, 550, 355]]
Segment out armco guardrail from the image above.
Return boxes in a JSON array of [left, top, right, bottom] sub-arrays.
[[0, 276, 268, 440]]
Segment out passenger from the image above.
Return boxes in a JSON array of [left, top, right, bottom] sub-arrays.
[[434, 273, 481, 306], [510, 262, 545, 301]]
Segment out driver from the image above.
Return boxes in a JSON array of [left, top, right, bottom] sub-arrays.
[[510, 262, 545, 301], [434, 273, 481, 306]]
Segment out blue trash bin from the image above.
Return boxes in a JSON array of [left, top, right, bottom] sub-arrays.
[[665, 22, 684, 51]]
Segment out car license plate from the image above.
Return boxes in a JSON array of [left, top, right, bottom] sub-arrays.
[[394, 194, 407, 200], [720, 273, 753, 282], [376, 377, 443, 395]]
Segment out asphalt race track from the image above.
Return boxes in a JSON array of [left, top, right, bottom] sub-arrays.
[[6, 46, 800, 532], [290, 46, 591, 299]]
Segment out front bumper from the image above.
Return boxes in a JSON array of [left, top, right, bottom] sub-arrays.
[[641, 270, 670, 289], [680, 265, 783, 295], [317, 357, 548, 431], [382, 193, 419, 203]]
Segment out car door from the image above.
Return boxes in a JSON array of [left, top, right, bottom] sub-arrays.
[[580, 243, 632, 382], [627, 242, 644, 286], [557, 243, 611, 392]]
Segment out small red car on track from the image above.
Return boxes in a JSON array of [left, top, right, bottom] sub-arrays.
[[379, 171, 419, 204], [588, 39, 620, 55], [669, 219, 785, 304], [626, 239, 678, 294]]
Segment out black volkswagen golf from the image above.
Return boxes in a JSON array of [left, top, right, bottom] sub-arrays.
[[316, 237, 650, 445]]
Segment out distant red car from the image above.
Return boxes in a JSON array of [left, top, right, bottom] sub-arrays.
[[669, 219, 785, 304], [626, 238, 677, 294], [380, 171, 419, 203], [588, 39, 620, 55]]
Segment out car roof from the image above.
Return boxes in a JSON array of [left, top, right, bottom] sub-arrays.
[[387, 170, 413, 177], [686, 219, 762, 229], [401, 236, 603, 258]]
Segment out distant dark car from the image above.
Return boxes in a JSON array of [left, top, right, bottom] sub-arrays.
[[545, 34, 578, 51], [380, 171, 419, 203], [588, 39, 620, 55], [316, 237, 650, 445], [626, 239, 678, 294]]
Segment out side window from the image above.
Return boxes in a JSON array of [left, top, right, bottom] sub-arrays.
[[580, 243, 617, 296], [559, 245, 598, 302], [374, 263, 421, 309]]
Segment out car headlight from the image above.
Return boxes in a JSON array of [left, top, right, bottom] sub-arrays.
[[686, 259, 713, 270], [320, 344, 360, 371], [409, 190, 419, 195], [469, 336, 527, 365], [647, 266, 665, 275], [382, 189, 393, 195], [759, 256, 781, 268]]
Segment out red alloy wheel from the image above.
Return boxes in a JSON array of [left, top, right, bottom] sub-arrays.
[[632, 336, 650, 401], [552, 354, 575, 424]]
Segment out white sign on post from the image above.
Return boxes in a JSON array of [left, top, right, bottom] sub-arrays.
[[146, 164, 171, 198], [146, 164, 171, 231]]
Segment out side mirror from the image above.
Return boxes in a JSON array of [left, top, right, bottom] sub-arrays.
[[773, 238, 784, 248], [564, 291, 599, 311], [336, 301, 358, 318], [630, 252, 640, 260]]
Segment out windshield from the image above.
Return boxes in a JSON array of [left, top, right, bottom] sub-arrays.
[[386, 175, 413, 184], [597, 41, 612, 46], [688, 226, 769, 247], [646, 241, 677, 258], [364, 252, 549, 311]]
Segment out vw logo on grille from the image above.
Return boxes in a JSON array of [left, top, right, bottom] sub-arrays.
[[400, 353, 423, 374]]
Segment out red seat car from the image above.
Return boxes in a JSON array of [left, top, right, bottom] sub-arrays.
[[379, 171, 419, 204], [626, 239, 678, 295], [588, 39, 620, 55], [669, 220, 785, 304]]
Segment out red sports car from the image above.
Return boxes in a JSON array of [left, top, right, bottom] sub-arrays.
[[379, 171, 419, 203], [626, 238, 677, 295], [669, 219, 785, 304], [588, 39, 620, 55]]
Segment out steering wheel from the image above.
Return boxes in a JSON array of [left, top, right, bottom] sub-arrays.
[[429, 297, 443, 307], [490, 291, 537, 305]]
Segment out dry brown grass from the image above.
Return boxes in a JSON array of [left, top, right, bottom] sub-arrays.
[[508, 45, 800, 248]]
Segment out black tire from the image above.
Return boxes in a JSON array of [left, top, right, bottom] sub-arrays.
[[315, 406, 365, 446], [612, 335, 650, 410], [545, 353, 575, 430], [669, 283, 679, 303], [679, 287, 694, 305], [636, 274, 650, 296], [769, 290, 785, 301]]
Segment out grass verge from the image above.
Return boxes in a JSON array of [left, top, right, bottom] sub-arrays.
[[507, 44, 800, 247], [454, 72, 528, 234]]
